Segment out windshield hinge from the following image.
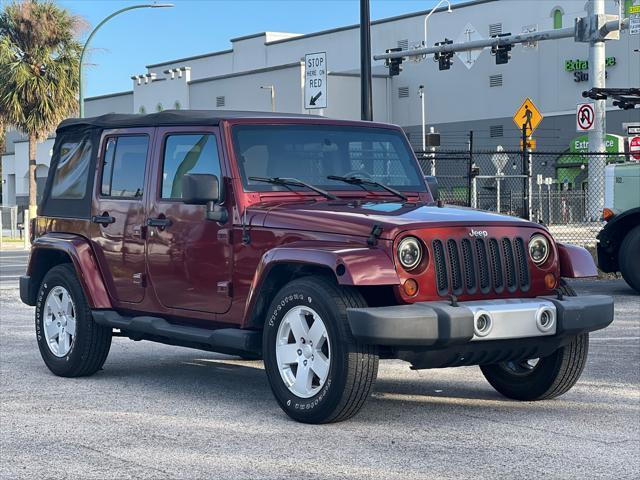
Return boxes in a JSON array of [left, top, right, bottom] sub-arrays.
[[242, 209, 251, 245], [367, 224, 383, 247]]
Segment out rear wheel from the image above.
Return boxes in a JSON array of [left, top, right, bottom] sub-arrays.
[[263, 277, 379, 423], [35, 264, 112, 377], [480, 281, 588, 400], [619, 225, 640, 293]]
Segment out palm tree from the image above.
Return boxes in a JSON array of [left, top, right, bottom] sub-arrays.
[[0, 1, 83, 217]]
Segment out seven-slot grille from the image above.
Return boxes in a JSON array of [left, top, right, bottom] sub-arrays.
[[432, 237, 530, 296]]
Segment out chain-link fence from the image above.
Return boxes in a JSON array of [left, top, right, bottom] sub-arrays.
[[415, 146, 630, 247]]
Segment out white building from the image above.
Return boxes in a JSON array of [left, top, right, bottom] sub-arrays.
[[2, 0, 638, 208]]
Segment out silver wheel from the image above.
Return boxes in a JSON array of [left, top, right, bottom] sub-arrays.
[[43, 286, 76, 358], [275, 306, 331, 399]]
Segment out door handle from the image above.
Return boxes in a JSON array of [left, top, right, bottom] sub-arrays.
[[147, 217, 172, 228], [91, 214, 116, 226]]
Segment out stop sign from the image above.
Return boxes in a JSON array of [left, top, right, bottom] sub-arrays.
[[630, 136, 640, 161]]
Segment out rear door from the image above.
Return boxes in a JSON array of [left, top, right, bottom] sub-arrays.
[[91, 129, 153, 304], [145, 126, 232, 314]]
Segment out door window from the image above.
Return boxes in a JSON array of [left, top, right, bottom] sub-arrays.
[[100, 135, 149, 198], [161, 134, 221, 200]]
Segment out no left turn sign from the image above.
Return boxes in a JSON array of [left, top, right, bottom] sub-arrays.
[[576, 103, 595, 132]]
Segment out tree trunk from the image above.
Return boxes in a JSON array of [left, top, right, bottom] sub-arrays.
[[28, 134, 37, 218]]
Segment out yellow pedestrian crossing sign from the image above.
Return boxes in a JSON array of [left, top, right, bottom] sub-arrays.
[[513, 98, 543, 136]]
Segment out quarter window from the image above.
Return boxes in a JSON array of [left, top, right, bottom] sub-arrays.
[[51, 138, 92, 199], [161, 134, 221, 200], [100, 136, 148, 198]]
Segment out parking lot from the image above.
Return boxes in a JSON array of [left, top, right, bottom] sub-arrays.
[[1, 249, 638, 479]]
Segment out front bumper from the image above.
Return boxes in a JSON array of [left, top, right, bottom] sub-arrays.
[[347, 294, 613, 347]]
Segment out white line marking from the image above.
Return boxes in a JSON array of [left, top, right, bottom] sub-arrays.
[[590, 337, 640, 341]]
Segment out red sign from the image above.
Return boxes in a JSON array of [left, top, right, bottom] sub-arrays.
[[630, 136, 640, 161]]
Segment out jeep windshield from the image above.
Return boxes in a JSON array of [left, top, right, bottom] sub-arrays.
[[232, 124, 427, 196]]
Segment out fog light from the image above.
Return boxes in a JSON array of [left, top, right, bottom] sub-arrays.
[[474, 311, 492, 337], [403, 278, 419, 297], [545, 273, 557, 290], [536, 308, 556, 333]]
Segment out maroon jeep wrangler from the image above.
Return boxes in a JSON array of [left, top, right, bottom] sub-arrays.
[[21, 110, 613, 423]]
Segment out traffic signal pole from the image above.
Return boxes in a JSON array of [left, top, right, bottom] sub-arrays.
[[360, 0, 373, 121], [587, 0, 607, 221]]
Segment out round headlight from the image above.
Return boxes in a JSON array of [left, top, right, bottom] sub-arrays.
[[397, 236, 423, 270], [529, 234, 550, 265]]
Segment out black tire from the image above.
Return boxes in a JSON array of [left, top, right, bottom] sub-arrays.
[[35, 264, 112, 377], [480, 282, 588, 401], [263, 276, 379, 424], [619, 225, 640, 294]]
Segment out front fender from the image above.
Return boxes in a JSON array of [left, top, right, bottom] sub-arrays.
[[557, 243, 597, 278], [243, 244, 400, 326], [26, 233, 112, 308]]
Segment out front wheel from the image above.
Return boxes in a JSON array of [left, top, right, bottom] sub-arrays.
[[481, 333, 589, 401], [35, 264, 112, 377], [619, 225, 640, 293], [263, 277, 379, 423]]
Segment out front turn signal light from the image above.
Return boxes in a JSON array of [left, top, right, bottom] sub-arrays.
[[403, 278, 419, 297], [602, 208, 615, 222], [545, 273, 557, 290]]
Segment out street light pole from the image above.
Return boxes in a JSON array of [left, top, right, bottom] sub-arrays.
[[78, 3, 174, 118], [260, 85, 276, 112]]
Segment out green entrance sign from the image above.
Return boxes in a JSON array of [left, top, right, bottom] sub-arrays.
[[556, 134, 625, 188]]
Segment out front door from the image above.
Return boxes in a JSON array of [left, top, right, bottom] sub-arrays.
[[92, 129, 152, 304], [146, 127, 232, 314]]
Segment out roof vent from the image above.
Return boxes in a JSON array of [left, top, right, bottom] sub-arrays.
[[489, 74, 503, 87], [490, 125, 504, 137], [398, 86, 410, 98], [216, 96, 226, 108], [489, 23, 503, 36]]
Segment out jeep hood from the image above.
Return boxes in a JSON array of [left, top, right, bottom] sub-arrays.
[[255, 200, 536, 239]]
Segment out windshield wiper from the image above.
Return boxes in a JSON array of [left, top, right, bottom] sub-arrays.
[[249, 176, 338, 200], [327, 175, 408, 202]]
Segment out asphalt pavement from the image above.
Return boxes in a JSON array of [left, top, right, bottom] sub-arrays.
[[1, 249, 638, 479]]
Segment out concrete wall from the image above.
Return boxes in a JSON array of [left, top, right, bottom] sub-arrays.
[[84, 91, 134, 117]]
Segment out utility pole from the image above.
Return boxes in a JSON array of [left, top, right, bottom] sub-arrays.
[[360, 0, 373, 121], [587, 0, 607, 220]]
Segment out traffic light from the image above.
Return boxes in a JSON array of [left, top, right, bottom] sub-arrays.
[[491, 33, 512, 65], [385, 48, 403, 77], [433, 39, 454, 71]]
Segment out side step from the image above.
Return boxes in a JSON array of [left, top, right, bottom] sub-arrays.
[[92, 310, 262, 357]]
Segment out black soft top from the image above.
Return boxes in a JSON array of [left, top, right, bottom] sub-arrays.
[[57, 109, 322, 133]]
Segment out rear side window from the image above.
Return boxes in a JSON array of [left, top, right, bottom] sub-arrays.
[[161, 134, 221, 199], [100, 136, 149, 198], [51, 138, 92, 199]]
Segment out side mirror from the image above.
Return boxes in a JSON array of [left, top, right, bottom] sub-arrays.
[[181, 173, 228, 223], [182, 173, 220, 205], [424, 175, 439, 202]]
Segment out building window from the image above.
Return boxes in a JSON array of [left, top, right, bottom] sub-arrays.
[[174, 101, 181, 110], [553, 9, 563, 29], [398, 86, 410, 98], [489, 74, 503, 87], [489, 23, 502, 36], [156, 103, 164, 112], [138, 106, 146, 115], [216, 96, 226, 107], [490, 125, 504, 138]]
